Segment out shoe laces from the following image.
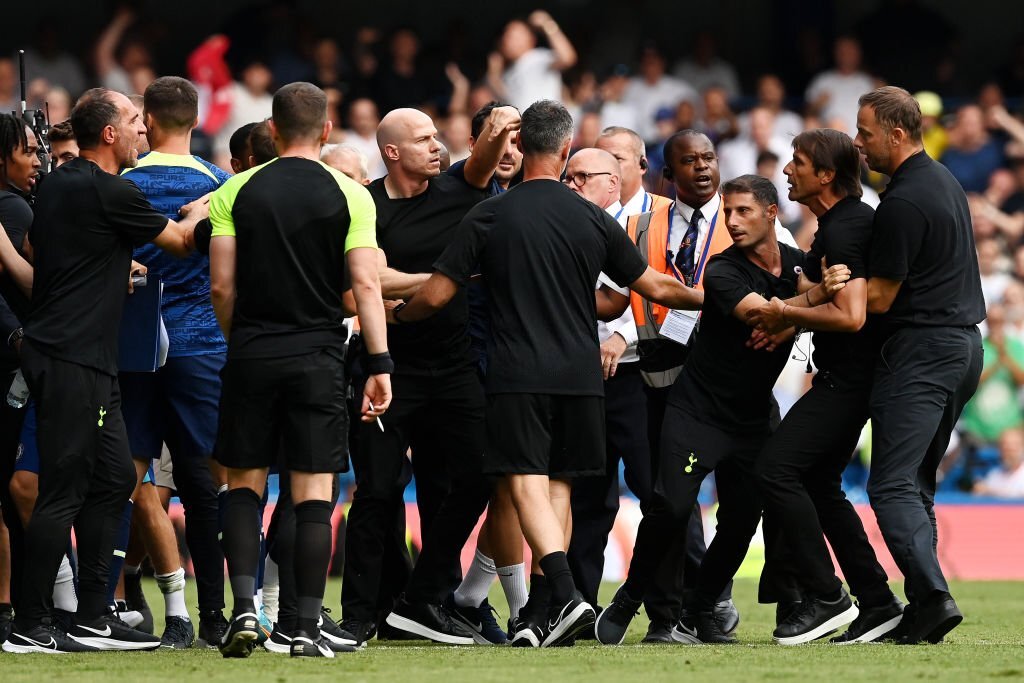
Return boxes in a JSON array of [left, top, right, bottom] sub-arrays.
[[163, 617, 192, 641], [780, 600, 816, 627]]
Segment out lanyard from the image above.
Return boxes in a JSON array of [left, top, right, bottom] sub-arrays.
[[613, 205, 625, 221], [665, 207, 719, 286], [641, 193, 651, 213]]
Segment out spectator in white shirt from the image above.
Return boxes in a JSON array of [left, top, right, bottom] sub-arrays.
[[625, 45, 698, 144], [805, 36, 875, 137], [343, 98, 387, 180], [599, 65, 642, 133], [487, 10, 577, 113], [739, 74, 805, 140], [974, 427, 1024, 498], [673, 32, 742, 99]]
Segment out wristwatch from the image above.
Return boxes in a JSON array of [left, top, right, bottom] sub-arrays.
[[392, 302, 407, 324], [7, 327, 24, 348]]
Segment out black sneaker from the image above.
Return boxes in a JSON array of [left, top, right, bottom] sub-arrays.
[[696, 609, 738, 644], [897, 593, 961, 645], [384, 598, 475, 645], [160, 615, 195, 649], [264, 625, 292, 654], [773, 591, 858, 646], [290, 630, 334, 658], [831, 597, 904, 644], [594, 583, 642, 645], [124, 572, 154, 634], [642, 621, 675, 644], [509, 612, 547, 648], [68, 612, 162, 651], [2, 620, 98, 654], [197, 610, 229, 649], [449, 597, 508, 645], [338, 618, 376, 645], [319, 607, 364, 648], [714, 599, 740, 635], [776, 599, 803, 627], [542, 592, 596, 648], [670, 613, 702, 644], [0, 603, 13, 644], [219, 612, 259, 658]]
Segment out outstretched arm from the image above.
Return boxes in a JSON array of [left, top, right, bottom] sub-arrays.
[[389, 271, 461, 323]]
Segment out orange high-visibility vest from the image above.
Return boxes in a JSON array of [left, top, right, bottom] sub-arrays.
[[625, 196, 732, 387]]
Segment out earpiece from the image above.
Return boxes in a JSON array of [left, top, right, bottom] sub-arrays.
[[662, 166, 673, 180], [639, 157, 649, 171]]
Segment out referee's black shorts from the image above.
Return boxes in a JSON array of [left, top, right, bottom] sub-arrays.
[[215, 347, 348, 473], [485, 393, 605, 479]]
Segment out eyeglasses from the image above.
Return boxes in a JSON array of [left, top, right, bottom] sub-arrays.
[[562, 171, 612, 187]]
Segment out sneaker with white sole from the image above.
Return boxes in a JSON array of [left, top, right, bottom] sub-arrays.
[[3, 620, 98, 654], [774, 590, 859, 645], [290, 631, 334, 658], [67, 612, 161, 651], [385, 598, 474, 645], [263, 626, 292, 654], [542, 593, 595, 648], [830, 597, 904, 644]]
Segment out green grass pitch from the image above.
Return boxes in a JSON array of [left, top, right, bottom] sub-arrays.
[[2, 578, 1022, 682]]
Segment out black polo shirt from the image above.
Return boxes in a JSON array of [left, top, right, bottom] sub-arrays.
[[434, 179, 647, 397], [669, 243, 802, 435], [869, 151, 985, 328], [805, 196, 882, 370], [26, 158, 169, 375]]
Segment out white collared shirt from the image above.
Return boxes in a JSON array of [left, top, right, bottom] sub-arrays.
[[597, 199, 638, 363], [620, 188, 656, 218]]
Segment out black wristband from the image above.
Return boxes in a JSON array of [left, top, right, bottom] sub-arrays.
[[392, 301, 407, 324], [364, 351, 394, 375]]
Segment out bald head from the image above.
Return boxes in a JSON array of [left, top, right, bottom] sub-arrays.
[[377, 108, 441, 181], [321, 143, 370, 184], [565, 147, 621, 209]]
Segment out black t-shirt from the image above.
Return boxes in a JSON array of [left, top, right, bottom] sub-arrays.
[[0, 190, 33, 373], [370, 173, 488, 373], [209, 157, 378, 359], [805, 196, 883, 370], [434, 179, 647, 396], [26, 158, 168, 375], [869, 152, 986, 329], [0, 190, 32, 322], [670, 243, 802, 435]]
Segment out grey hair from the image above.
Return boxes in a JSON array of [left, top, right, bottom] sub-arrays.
[[321, 143, 370, 180], [520, 99, 573, 155]]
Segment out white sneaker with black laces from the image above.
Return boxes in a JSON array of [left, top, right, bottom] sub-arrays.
[[68, 612, 161, 651], [290, 631, 335, 658]]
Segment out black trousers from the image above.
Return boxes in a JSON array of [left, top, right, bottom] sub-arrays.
[[757, 367, 891, 606], [568, 366, 708, 624], [341, 364, 490, 619], [624, 404, 761, 611], [0, 387, 27, 612], [17, 343, 136, 627], [868, 325, 983, 604]]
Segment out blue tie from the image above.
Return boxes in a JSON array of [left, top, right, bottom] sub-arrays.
[[675, 209, 701, 286]]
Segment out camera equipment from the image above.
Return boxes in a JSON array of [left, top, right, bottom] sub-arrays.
[[15, 49, 52, 178]]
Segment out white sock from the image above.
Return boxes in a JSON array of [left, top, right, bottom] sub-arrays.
[[156, 568, 189, 620], [497, 563, 528, 619], [453, 549, 497, 608], [262, 557, 279, 623], [53, 554, 78, 613]]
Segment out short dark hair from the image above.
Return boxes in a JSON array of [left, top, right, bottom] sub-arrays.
[[71, 88, 120, 150], [249, 120, 277, 164], [271, 82, 327, 143], [229, 122, 258, 160], [471, 101, 512, 140], [756, 149, 779, 167], [858, 86, 922, 142], [47, 119, 75, 143], [0, 113, 29, 166], [519, 100, 573, 155], [143, 76, 198, 132], [792, 128, 862, 198], [721, 174, 778, 209], [663, 129, 710, 161]]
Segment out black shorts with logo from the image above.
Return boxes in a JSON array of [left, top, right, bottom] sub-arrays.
[[485, 393, 605, 479], [215, 347, 348, 473]]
